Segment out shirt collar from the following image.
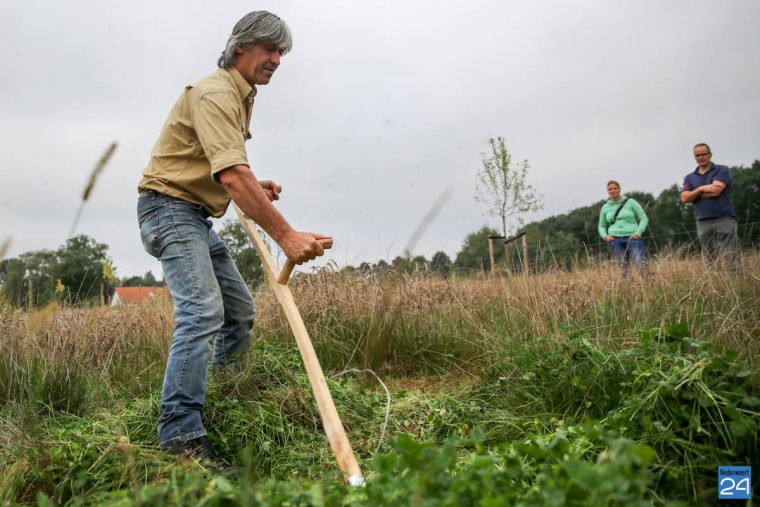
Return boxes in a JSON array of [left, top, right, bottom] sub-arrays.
[[693, 162, 715, 174], [226, 67, 257, 100]]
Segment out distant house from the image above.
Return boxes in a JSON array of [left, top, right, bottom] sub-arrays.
[[111, 286, 168, 307]]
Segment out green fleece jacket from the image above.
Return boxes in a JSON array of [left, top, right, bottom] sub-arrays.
[[598, 196, 649, 238]]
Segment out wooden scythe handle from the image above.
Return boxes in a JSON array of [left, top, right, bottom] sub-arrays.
[[233, 204, 364, 486], [277, 238, 333, 285]]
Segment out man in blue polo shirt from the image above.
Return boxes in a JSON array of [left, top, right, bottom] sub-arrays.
[[680, 143, 739, 272]]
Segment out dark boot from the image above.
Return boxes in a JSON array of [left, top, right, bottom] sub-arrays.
[[164, 436, 229, 472]]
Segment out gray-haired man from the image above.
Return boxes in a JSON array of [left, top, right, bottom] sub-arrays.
[[137, 11, 329, 467]]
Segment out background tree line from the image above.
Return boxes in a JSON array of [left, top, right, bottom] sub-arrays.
[[0, 235, 164, 309], [0, 235, 112, 308]]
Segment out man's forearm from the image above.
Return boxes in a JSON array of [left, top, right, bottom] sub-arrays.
[[701, 182, 725, 198], [681, 188, 702, 204], [219, 165, 293, 243]]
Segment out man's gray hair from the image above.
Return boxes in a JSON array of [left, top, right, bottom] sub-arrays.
[[217, 11, 292, 68]]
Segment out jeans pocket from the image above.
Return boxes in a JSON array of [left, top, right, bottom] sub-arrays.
[[137, 195, 161, 227], [136, 196, 161, 258], [140, 220, 160, 258]]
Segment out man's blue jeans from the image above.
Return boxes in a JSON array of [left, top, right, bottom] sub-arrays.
[[607, 236, 647, 277], [137, 190, 254, 448]]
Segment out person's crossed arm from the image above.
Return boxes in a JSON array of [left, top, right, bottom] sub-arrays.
[[681, 180, 726, 203], [699, 180, 726, 198]]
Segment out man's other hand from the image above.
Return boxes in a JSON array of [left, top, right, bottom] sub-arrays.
[[259, 180, 282, 201], [281, 232, 332, 264]]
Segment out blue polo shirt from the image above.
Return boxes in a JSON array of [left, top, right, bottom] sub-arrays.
[[682, 163, 735, 221]]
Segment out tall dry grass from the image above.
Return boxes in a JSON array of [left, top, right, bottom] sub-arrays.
[[261, 250, 760, 373], [1, 252, 758, 394], [0, 301, 172, 416]]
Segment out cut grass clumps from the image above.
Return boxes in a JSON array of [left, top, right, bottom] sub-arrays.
[[494, 325, 760, 503], [610, 330, 760, 500], [118, 340, 393, 480], [28, 424, 659, 507], [9, 416, 175, 506], [7, 324, 758, 504]]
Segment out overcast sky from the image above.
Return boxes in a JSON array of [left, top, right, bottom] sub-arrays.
[[2, 0, 759, 278]]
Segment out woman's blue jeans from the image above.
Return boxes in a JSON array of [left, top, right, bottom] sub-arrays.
[[607, 236, 647, 276], [137, 190, 255, 448]]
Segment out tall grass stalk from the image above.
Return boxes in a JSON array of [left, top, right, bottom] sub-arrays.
[[68, 142, 117, 238], [0, 237, 10, 261]]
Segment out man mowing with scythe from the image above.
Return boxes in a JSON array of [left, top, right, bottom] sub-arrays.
[[137, 11, 330, 469]]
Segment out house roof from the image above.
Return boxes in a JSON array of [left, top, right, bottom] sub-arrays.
[[113, 286, 168, 304]]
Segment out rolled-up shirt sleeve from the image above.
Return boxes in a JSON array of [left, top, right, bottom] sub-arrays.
[[713, 166, 731, 185], [190, 91, 249, 180]]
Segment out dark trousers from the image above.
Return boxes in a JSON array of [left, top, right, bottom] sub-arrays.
[[697, 216, 740, 273], [607, 236, 647, 276]]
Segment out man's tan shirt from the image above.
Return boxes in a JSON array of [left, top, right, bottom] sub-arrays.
[[138, 67, 255, 218]]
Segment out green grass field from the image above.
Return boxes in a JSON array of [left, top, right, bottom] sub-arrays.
[[1, 253, 758, 505]]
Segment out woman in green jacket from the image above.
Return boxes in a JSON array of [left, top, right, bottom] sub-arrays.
[[598, 180, 649, 276]]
